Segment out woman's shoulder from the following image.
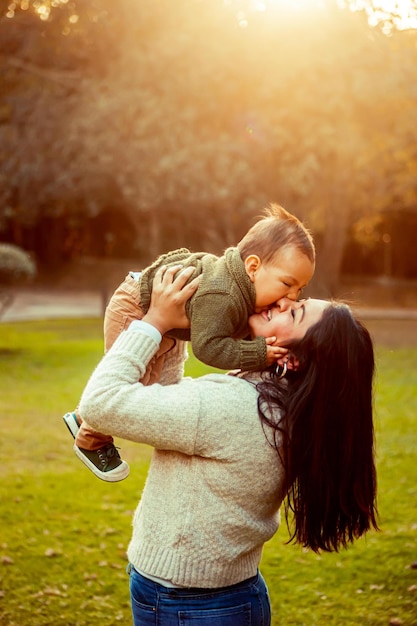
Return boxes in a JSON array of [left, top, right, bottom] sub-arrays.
[[199, 371, 261, 385], [190, 371, 260, 407], [180, 370, 258, 396], [189, 372, 277, 457]]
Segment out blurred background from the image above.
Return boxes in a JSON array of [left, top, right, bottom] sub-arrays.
[[1, 0, 417, 304]]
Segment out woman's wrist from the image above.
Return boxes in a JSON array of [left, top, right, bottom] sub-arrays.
[[129, 319, 162, 343], [141, 311, 171, 336]]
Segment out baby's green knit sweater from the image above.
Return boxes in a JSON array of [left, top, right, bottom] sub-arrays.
[[139, 246, 267, 371]]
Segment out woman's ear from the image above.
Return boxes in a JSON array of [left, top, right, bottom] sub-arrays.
[[244, 255, 261, 282], [277, 353, 299, 371]]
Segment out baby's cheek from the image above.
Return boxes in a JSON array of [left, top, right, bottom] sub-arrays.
[[273, 286, 288, 301]]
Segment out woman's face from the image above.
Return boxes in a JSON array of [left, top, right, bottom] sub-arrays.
[[249, 297, 330, 344]]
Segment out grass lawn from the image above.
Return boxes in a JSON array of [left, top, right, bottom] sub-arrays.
[[0, 318, 416, 626]]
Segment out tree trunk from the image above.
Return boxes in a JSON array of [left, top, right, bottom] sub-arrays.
[[313, 186, 350, 298]]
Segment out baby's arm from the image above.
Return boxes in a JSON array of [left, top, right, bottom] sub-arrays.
[[189, 293, 267, 371]]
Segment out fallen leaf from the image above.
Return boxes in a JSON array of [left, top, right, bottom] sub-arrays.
[[43, 587, 64, 597], [45, 548, 61, 558], [1, 556, 13, 565]]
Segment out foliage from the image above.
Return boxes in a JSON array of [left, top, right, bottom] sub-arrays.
[[0, 318, 416, 625]]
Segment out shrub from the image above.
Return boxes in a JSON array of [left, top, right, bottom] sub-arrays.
[[0, 243, 36, 286], [0, 243, 36, 318]]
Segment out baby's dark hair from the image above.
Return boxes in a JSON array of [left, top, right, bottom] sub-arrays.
[[237, 204, 315, 264]]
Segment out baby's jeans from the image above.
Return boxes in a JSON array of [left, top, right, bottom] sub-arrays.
[[128, 566, 271, 626], [75, 273, 174, 450]]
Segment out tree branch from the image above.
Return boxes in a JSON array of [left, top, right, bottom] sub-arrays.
[[5, 56, 81, 87]]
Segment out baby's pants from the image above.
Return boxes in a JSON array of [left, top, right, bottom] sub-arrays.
[[75, 273, 174, 450]]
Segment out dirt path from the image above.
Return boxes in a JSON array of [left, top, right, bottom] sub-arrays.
[[2, 288, 417, 348]]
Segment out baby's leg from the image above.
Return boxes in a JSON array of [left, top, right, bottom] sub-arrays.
[[65, 273, 171, 481], [105, 273, 175, 385], [103, 273, 144, 351], [75, 272, 143, 446], [64, 274, 142, 481], [141, 335, 175, 384]]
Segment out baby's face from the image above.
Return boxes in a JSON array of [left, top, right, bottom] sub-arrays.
[[248, 246, 315, 312]]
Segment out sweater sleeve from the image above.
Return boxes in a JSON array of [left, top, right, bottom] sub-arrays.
[[78, 330, 201, 454], [189, 292, 267, 371], [78, 328, 263, 458]]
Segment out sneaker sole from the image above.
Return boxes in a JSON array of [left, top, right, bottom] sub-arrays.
[[63, 413, 79, 439], [73, 444, 130, 482]]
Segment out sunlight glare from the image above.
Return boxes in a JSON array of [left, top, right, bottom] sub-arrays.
[[340, 0, 417, 30], [228, 0, 333, 27], [227, 0, 417, 30], [250, 0, 326, 11]]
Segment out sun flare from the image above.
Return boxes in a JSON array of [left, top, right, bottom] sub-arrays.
[[227, 0, 417, 31]]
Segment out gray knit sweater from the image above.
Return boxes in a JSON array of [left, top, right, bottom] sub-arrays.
[[139, 247, 267, 371], [78, 327, 285, 588]]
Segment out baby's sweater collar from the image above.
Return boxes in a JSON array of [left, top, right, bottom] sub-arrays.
[[224, 247, 256, 312]]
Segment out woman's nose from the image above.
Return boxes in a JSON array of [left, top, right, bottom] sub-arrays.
[[276, 297, 292, 311]]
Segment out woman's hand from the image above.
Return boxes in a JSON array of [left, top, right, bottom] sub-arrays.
[[142, 265, 200, 335]]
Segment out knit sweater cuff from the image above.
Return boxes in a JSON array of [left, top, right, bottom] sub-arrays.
[[239, 336, 267, 371], [110, 327, 161, 367], [128, 319, 162, 344]]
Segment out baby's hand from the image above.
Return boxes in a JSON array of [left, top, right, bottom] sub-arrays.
[[265, 337, 288, 367]]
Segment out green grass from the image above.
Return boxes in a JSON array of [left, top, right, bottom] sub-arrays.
[[0, 319, 416, 625]]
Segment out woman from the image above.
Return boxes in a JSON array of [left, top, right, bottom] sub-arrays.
[[78, 265, 378, 625]]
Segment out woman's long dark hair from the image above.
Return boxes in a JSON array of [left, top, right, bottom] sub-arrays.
[[257, 303, 379, 552]]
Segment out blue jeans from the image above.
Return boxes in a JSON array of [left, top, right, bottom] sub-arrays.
[[128, 566, 271, 625]]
